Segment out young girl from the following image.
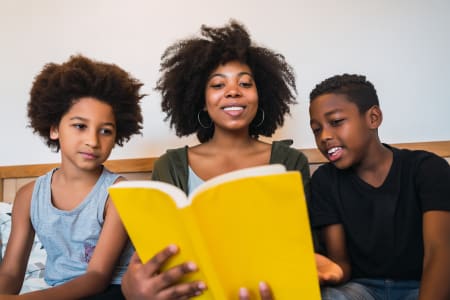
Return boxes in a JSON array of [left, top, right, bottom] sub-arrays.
[[121, 20, 343, 300], [0, 55, 144, 299]]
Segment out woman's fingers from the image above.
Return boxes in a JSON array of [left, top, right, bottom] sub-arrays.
[[157, 281, 207, 299], [143, 244, 179, 276], [258, 282, 273, 300], [239, 282, 273, 300], [156, 261, 199, 289]]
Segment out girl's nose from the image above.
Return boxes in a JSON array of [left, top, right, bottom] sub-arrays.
[[85, 130, 99, 148]]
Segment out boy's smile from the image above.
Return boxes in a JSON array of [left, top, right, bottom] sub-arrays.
[[309, 93, 374, 169]]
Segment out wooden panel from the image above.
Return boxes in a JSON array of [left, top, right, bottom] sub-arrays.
[[302, 140, 450, 164], [0, 141, 448, 179], [104, 158, 156, 173], [3, 179, 17, 203], [1, 140, 449, 202], [0, 158, 157, 179]]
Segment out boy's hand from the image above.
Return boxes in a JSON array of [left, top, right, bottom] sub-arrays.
[[121, 245, 206, 300], [239, 282, 273, 300], [315, 253, 344, 285]]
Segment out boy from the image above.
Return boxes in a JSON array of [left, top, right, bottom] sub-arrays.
[[308, 74, 450, 299]]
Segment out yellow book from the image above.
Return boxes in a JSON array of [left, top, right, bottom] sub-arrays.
[[109, 164, 320, 300]]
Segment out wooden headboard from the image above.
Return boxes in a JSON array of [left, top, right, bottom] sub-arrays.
[[1, 141, 449, 203]]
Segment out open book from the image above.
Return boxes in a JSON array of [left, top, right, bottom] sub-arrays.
[[109, 164, 320, 299]]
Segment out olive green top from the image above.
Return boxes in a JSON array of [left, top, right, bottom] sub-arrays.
[[152, 140, 311, 201], [151, 139, 323, 251]]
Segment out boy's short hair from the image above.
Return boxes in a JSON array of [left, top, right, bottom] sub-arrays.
[[309, 74, 379, 113], [28, 55, 144, 150]]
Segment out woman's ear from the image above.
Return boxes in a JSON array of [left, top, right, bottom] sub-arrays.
[[366, 105, 383, 129], [50, 126, 59, 140]]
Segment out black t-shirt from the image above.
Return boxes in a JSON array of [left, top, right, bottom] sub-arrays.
[[309, 145, 450, 280]]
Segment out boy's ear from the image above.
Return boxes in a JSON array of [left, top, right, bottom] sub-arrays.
[[50, 126, 59, 140], [366, 105, 383, 129]]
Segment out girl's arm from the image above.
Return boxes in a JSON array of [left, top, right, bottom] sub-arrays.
[[320, 224, 351, 285], [0, 182, 35, 294], [9, 194, 131, 300], [419, 210, 450, 300]]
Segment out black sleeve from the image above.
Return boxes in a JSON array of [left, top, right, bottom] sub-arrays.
[[415, 153, 450, 212], [309, 164, 341, 228]]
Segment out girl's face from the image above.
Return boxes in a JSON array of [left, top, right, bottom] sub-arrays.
[[204, 61, 258, 133], [50, 97, 116, 172]]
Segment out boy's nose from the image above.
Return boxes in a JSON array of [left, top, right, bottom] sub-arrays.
[[320, 127, 333, 142]]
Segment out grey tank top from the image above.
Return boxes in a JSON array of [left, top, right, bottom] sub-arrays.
[[30, 167, 133, 286]]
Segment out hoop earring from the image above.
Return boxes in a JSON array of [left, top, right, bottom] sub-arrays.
[[253, 108, 265, 128], [197, 110, 213, 129]]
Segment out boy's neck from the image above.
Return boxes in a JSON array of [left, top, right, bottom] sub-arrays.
[[354, 140, 393, 188]]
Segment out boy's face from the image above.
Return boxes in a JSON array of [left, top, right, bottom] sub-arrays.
[[50, 97, 116, 172], [309, 93, 377, 169]]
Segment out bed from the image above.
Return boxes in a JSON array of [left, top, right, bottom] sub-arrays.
[[0, 141, 448, 293]]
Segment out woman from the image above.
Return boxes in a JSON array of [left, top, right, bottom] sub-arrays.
[[122, 20, 342, 300]]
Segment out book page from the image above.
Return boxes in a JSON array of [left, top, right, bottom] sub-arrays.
[[110, 180, 226, 299], [189, 164, 286, 201], [108, 182, 205, 283], [187, 171, 321, 299], [110, 180, 190, 208]]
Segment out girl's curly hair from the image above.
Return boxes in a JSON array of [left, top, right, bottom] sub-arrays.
[[28, 55, 144, 150], [155, 20, 297, 142]]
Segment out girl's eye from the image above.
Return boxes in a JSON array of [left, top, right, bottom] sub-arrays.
[[100, 128, 114, 135], [73, 124, 86, 130]]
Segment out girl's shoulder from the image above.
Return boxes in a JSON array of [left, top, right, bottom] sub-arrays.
[[14, 180, 36, 205]]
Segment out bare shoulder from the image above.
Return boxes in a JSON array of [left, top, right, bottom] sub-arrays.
[[188, 143, 210, 157], [13, 180, 36, 210], [105, 175, 126, 213], [255, 140, 272, 153]]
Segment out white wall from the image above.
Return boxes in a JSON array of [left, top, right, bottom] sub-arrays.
[[1, 0, 449, 166]]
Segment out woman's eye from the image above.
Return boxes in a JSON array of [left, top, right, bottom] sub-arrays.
[[240, 81, 253, 88], [210, 83, 224, 89]]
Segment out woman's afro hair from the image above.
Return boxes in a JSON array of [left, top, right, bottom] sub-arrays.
[[155, 20, 297, 142]]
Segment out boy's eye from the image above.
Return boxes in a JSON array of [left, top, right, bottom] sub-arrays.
[[330, 119, 344, 126], [311, 127, 322, 135]]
